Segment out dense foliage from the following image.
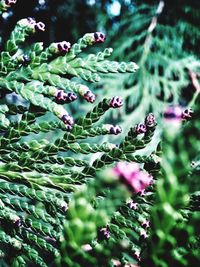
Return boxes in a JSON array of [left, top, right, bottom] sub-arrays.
[[0, 1, 199, 266]]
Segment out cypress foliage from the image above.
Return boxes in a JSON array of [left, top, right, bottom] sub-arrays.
[[0, 1, 199, 267]]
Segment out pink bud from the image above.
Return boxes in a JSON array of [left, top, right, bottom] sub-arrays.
[[61, 114, 74, 126], [83, 90, 96, 103], [94, 32, 106, 43], [109, 125, 122, 135], [181, 108, 193, 120], [145, 113, 156, 128], [113, 162, 152, 193], [5, 0, 17, 6], [109, 96, 123, 108], [55, 90, 77, 104], [135, 123, 147, 134], [57, 41, 71, 53]]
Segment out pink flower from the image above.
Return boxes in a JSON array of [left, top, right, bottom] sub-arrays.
[[94, 32, 106, 43], [113, 162, 152, 193], [109, 96, 123, 108], [57, 41, 71, 53], [145, 113, 156, 128], [135, 123, 147, 134], [5, 0, 17, 6]]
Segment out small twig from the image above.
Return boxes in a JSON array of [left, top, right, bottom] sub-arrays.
[[188, 70, 200, 107], [189, 70, 200, 93], [147, 1, 165, 34], [142, 1, 165, 61]]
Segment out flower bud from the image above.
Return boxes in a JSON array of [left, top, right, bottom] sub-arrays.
[[145, 113, 156, 128], [5, 0, 17, 6], [135, 123, 147, 134], [61, 114, 74, 126], [94, 32, 106, 43], [109, 96, 123, 108], [113, 162, 152, 193], [66, 92, 77, 102], [109, 125, 122, 135], [55, 90, 77, 104], [57, 41, 71, 53], [103, 124, 122, 135], [83, 90, 96, 103], [181, 108, 193, 120]]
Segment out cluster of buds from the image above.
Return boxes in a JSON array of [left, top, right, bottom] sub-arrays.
[[109, 96, 123, 108], [82, 32, 106, 46], [59, 110, 74, 130], [55, 90, 77, 104], [49, 41, 71, 54], [78, 85, 96, 103], [83, 90, 96, 103], [113, 162, 153, 194], [97, 226, 110, 241], [4, 0, 17, 7], [18, 17, 45, 33], [135, 113, 156, 134], [164, 105, 193, 122], [103, 124, 122, 135]]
